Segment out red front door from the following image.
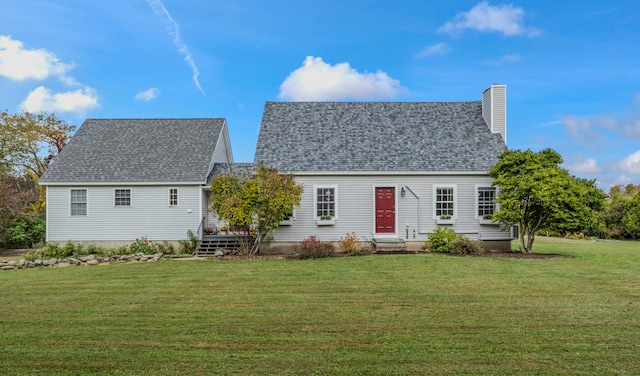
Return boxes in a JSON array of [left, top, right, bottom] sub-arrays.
[[375, 187, 395, 233]]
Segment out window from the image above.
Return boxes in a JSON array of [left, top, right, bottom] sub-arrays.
[[477, 187, 496, 217], [435, 186, 455, 217], [315, 186, 336, 218], [169, 188, 178, 206], [280, 209, 296, 225], [70, 189, 87, 216], [114, 189, 131, 206]]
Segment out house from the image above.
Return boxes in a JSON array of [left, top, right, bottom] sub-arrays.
[[39, 118, 233, 247], [253, 84, 511, 251], [40, 84, 512, 251]]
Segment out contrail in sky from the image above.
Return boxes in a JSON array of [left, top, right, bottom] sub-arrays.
[[147, 0, 205, 95]]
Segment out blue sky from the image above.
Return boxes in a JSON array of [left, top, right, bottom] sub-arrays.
[[1, 0, 639, 190]]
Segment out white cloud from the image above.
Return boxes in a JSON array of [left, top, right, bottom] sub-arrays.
[[146, 0, 204, 95], [438, 1, 541, 37], [484, 53, 522, 66], [0, 35, 72, 81], [623, 116, 640, 139], [20, 86, 99, 116], [595, 115, 619, 132], [565, 157, 602, 174], [618, 150, 640, 174], [278, 56, 406, 101], [416, 43, 452, 58], [635, 94, 640, 108], [560, 115, 603, 142], [135, 87, 160, 101]]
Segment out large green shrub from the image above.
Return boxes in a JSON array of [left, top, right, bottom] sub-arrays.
[[424, 227, 460, 253], [3, 215, 45, 249]]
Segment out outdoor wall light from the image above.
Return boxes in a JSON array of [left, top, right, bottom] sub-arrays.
[[401, 187, 406, 197]]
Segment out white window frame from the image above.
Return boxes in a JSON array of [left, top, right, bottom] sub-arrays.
[[69, 188, 88, 216], [314, 185, 338, 220], [433, 184, 457, 220], [114, 188, 132, 207], [279, 209, 297, 226], [475, 185, 498, 219], [169, 188, 179, 207]]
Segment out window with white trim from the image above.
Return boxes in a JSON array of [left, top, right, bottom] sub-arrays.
[[169, 188, 178, 206], [477, 187, 496, 217], [70, 189, 87, 216], [435, 186, 455, 217], [315, 186, 336, 218], [114, 189, 131, 206]]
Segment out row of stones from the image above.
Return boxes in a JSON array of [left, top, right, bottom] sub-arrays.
[[0, 253, 164, 270]]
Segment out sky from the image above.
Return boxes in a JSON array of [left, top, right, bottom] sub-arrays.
[[1, 0, 639, 190]]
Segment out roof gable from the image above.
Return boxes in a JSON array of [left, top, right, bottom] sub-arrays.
[[254, 101, 507, 172], [40, 118, 227, 184]]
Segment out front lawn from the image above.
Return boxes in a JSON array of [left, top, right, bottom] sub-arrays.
[[1, 237, 638, 375]]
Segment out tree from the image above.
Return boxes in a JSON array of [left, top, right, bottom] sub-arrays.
[[210, 164, 303, 254], [1, 110, 75, 209], [601, 184, 640, 239], [0, 110, 75, 248], [622, 192, 640, 239], [489, 148, 605, 253]]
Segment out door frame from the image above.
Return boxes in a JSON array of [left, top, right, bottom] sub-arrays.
[[372, 184, 398, 237]]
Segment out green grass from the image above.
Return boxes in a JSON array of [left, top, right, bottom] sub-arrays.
[[1, 237, 639, 375]]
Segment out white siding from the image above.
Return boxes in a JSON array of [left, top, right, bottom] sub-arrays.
[[482, 84, 507, 143], [212, 125, 232, 164], [271, 175, 512, 243], [202, 189, 226, 231], [46, 185, 202, 242]]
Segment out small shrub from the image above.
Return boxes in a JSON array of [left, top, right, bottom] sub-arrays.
[[129, 236, 157, 255], [338, 232, 358, 253], [297, 236, 336, 259], [40, 243, 60, 258], [424, 227, 460, 253], [157, 241, 175, 254], [449, 238, 484, 255], [178, 230, 199, 254], [564, 232, 586, 240], [23, 250, 41, 261], [114, 246, 128, 255], [86, 244, 101, 254], [60, 240, 76, 258], [349, 243, 372, 256]]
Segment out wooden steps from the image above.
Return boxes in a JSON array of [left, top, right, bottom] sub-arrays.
[[197, 235, 241, 256], [196, 235, 256, 256]]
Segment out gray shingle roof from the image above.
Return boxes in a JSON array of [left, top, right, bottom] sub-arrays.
[[40, 118, 225, 184], [254, 101, 507, 172], [207, 163, 255, 184]]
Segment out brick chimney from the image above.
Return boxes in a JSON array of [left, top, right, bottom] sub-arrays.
[[482, 84, 507, 143]]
